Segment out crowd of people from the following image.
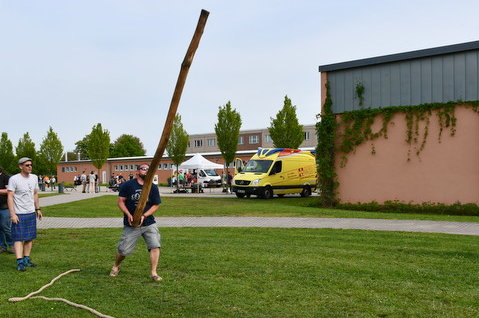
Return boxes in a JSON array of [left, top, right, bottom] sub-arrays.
[[36, 175, 58, 191]]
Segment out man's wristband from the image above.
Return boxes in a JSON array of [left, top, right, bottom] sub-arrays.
[[35, 208, 41, 211]]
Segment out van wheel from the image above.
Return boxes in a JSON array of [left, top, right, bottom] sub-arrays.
[[236, 193, 246, 198], [300, 186, 311, 197], [262, 186, 274, 199]]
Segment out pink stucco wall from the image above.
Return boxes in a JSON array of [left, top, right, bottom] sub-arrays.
[[335, 105, 479, 204]]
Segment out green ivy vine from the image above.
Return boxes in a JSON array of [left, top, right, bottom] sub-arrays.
[[355, 82, 365, 106], [337, 101, 479, 164], [315, 82, 338, 207]]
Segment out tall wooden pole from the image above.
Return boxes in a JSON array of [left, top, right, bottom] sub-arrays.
[[132, 9, 209, 227]]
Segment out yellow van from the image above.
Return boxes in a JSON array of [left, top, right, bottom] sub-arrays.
[[232, 148, 317, 199]]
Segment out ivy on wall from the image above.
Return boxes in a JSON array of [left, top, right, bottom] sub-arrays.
[[315, 83, 338, 207], [315, 81, 479, 207]]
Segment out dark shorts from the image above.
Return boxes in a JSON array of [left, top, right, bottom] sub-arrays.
[[11, 213, 37, 242]]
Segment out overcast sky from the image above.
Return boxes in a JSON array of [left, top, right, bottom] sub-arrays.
[[1, 0, 478, 155]]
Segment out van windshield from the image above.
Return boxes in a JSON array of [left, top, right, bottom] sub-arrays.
[[243, 160, 273, 173], [204, 169, 219, 176]]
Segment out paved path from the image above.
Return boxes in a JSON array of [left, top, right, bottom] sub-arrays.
[[39, 188, 479, 236], [37, 216, 479, 236]]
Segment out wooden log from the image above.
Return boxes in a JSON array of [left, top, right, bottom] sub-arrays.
[[132, 9, 209, 227]]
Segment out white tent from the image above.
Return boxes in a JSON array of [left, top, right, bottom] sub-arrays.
[[177, 153, 223, 170]]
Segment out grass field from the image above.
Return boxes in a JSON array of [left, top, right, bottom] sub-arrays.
[[38, 193, 63, 198], [42, 195, 479, 222], [1, 227, 478, 318]]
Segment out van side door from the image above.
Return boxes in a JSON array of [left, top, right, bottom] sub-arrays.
[[268, 161, 285, 190]]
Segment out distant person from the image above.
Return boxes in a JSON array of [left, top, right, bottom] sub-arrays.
[[227, 171, 233, 191], [7, 158, 42, 271], [50, 176, 56, 191], [80, 171, 87, 193], [89, 171, 95, 193], [95, 174, 99, 193], [110, 164, 162, 281], [0, 167, 14, 254], [43, 175, 50, 189]]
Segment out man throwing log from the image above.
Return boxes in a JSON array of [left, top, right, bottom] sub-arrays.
[[110, 164, 162, 281]]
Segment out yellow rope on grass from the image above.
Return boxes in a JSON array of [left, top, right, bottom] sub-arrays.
[[8, 269, 115, 318]]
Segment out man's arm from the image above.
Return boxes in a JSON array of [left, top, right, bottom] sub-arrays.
[[34, 189, 41, 220], [118, 196, 133, 225], [139, 204, 159, 226], [7, 191, 19, 224]]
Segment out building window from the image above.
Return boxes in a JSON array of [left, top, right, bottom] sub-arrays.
[[249, 135, 259, 144], [207, 138, 216, 147], [304, 131, 310, 141], [238, 136, 243, 145], [194, 139, 203, 147], [265, 135, 273, 143], [62, 166, 78, 172], [163, 163, 168, 170]]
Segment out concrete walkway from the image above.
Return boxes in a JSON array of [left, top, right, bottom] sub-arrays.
[[38, 187, 479, 236]]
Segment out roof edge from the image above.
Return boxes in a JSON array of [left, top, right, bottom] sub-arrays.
[[318, 40, 479, 72]]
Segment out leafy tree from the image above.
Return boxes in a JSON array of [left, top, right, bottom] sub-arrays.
[[0, 132, 16, 174], [166, 114, 189, 192], [215, 101, 242, 177], [74, 136, 90, 160], [16, 132, 36, 162], [268, 95, 304, 149], [86, 123, 110, 179], [110, 134, 146, 158], [38, 127, 64, 175]]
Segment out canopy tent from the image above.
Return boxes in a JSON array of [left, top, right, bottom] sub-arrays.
[[176, 153, 223, 170], [171, 154, 223, 193]]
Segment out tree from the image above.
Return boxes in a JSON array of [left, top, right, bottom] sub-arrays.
[[38, 127, 64, 175], [86, 123, 110, 181], [0, 132, 16, 174], [166, 114, 189, 192], [74, 136, 90, 160], [110, 134, 146, 158], [215, 101, 242, 178], [16, 132, 36, 162], [268, 95, 304, 149]]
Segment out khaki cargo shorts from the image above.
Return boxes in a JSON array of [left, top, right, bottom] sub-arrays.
[[117, 224, 161, 256]]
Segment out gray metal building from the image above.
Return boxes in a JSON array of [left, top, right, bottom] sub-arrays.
[[318, 40, 479, 114]]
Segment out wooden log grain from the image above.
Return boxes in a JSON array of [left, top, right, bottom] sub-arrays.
[[132, 9, 209, 227]]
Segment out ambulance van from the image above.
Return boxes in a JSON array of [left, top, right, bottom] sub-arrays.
[[232, 148, 317, 199]]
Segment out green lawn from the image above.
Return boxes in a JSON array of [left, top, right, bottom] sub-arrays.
[[38, 193, 64, 198], [1, 227, 478, 318], [42, 196, 479, 222]]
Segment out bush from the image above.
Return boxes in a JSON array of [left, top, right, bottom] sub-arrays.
[[336, 200, 479, 216]]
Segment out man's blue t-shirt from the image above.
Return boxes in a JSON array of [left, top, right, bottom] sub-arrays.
[[118, 179, 161, 227]]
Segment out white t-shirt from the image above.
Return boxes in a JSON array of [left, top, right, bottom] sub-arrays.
[[7, 173, 39, 214]]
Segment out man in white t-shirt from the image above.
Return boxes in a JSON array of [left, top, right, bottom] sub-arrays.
[[7, 157, 42, 272]]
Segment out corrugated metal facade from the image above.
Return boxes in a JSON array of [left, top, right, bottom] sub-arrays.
[[326, 51, 479, 114]]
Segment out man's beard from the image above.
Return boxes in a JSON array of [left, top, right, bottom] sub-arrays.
[[139, 174, 146, 180]]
